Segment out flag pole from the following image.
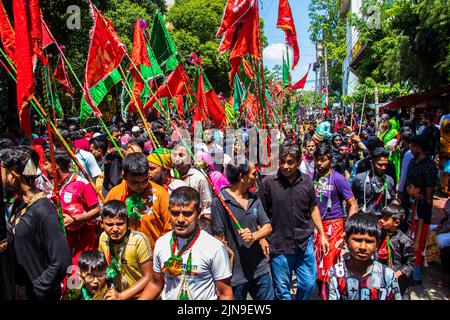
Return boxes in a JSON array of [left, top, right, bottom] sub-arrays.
[[0, 48, 104, 202], [117, 64, 159, 150], [40, 63, 66, 234], [41, 19, 124, 158]]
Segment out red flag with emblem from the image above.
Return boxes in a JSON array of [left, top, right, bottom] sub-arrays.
[[277, 0, 299, 70], [216, 0, 255, 37]]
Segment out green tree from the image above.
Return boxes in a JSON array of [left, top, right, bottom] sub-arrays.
[[308, 0, 347, 101], [349, 0, 450, 92], [167, 0, 268, 96]]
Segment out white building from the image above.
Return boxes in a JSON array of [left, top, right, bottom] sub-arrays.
[[339, 0, 364, 99]]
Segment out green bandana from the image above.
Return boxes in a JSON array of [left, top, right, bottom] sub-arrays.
[[125, 193, 144, 221]]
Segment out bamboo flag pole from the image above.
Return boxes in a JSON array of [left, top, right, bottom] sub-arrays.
[[41, 20, 124, 158], [41, 63, 66, 235], [117, 64, 159, 150], [0, 49, 105, 202]]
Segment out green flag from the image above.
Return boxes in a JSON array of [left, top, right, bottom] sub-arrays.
[[150, 11, 179, 73], [225, 101, 236, 126], [282, 56, 290, 87], [80, 68, 122, 126], [233, 74, 246, 112]]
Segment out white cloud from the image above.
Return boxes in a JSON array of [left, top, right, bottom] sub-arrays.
[[263, 43, 295, 65], [165, 0, 175, 9], [263, 43, 285, 62]]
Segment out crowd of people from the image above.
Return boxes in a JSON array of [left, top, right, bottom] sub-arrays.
[[0, 107, 449, 301]]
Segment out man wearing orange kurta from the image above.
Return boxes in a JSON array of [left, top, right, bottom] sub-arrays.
[[106, 153, 171, 248]]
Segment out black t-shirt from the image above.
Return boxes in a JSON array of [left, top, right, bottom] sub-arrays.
[[416, 199, 432, 225], [11, 198, 71, 300], [259, 170, 316, 254], [355, 158, 397, 185], [0, 227, 15, 300], [211, 189, 271, 287]]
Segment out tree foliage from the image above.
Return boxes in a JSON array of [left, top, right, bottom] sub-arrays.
[[347, 0, 450, 103], [167, 0, 267, 96], [308, 0, 347, 101]]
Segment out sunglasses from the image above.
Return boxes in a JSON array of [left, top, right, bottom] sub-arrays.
[[81, 273, 106, 282], [170, 210, 196, 218]]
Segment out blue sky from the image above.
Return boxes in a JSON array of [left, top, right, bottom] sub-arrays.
[[260, 0, 316, 90]]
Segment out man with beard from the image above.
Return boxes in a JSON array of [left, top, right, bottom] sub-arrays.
[[1, 147, 71, 299], [147, 148, 187, 194], [139, 187, 233, 300], [351, 147, 397, 216], [0, 148, 15, 299]]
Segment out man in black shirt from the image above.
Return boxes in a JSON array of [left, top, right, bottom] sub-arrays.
[[355, 136, 397, 185], [1, 147, 71, 300], [401, 135, 438, 233], [0, 153, 15, 300], [259, 142, 329, 300], [419, 112, 440, 158]]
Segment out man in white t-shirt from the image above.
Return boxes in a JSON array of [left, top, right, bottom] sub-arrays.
[[139, 186, 233, 300]]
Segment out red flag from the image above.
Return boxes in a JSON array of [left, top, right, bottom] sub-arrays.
[[216, 0, 254, 37], [241, 57, 254, 79], [290, 64, 310, 90], [84, 8, 125, 115], [129, 18, 151, 111], [175, 95, 185, 118], [219, 3, 259, 81], [244, 92, 258, 123], [0, 1, 15, 62], [13, 0, 34, 136], [277, 0, 299, 70], [205, 89, 226, 128], [194, 68, 226, 128], [41, 18, 53, 49], [143, 63, 193, 111], [27, 0, 48, 65], [53, 54, 74, 96], [193, 70, 208, 123]]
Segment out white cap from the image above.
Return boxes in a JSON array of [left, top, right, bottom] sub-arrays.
[[132, 126, 141, 133], [93, 132, 101, 138]]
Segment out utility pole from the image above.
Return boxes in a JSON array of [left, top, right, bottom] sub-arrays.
[[324, 45, 329, 118]]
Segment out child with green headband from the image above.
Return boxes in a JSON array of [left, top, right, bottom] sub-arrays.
[[377, 204, 415, 298], [98, 200, 154, 300]]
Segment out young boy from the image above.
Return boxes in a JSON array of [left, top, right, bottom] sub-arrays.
[[378, 204, 415, 296], [406, 175, 432, 286], [64, 250, 109, 300], [322, 214, 402, 300], [98, 200, 154, 299]]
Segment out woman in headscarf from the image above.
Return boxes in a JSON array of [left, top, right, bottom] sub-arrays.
[[194, 150, 230, 192], [380, 117, 401, 183]]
